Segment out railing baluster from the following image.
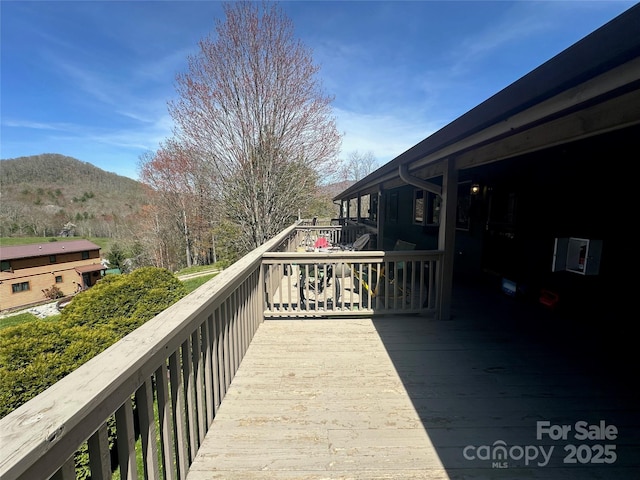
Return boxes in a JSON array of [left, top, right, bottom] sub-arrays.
[[237, 285, 244, 359], [287, 262, 293, 312], [193, 326, 206, 445], [383, 260, 390, 310], [222, 301, 231, 392], [50, 456, 75, 480], [203, 314, 214, 426], [216, 307, 227, 401], [245, 280, 250, 351], [182, 337, 197, 462], [114, 398, 137, 480], [246, 278, 251, 351], [248, 272, 252, 346], [169, 351, 188, 479], [365, 262, 371, 309], [219, 303, 227, 388], [87, 423, 111, 480], [232, 291, 239, 375], [253, 270, 259, 329], [155, 362, 176, 480], [135, 378, 160, 479], [212, 309, 221, 411], [420, 259, 426, 309]]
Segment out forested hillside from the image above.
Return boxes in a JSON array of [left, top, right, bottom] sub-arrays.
[[0, 154, 150, 238], [1, 153, 346, 271]]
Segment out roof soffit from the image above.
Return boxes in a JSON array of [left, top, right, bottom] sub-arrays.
[[334, 5, 640, 200], [336, 57, 640, 199]]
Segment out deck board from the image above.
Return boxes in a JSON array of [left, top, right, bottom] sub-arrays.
[[187, 289, 639, 479]]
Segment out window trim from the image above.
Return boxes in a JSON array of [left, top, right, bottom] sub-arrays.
[[414, 189, 441, 226], [11, 281, 30, 293], [414, 190, 425, 225]]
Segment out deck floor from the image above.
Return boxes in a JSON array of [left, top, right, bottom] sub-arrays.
[[187, 286, 639, 479]]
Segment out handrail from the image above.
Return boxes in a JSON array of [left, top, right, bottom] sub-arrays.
[[0, 222, 442, 480]]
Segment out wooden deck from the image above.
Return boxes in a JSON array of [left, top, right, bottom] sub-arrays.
[[186, 286, 640, 479]]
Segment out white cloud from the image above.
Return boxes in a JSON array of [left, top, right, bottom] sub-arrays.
[[1, 119, 74, 131], [335, 108, 438, 163]]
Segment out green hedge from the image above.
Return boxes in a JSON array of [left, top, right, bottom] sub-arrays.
[[1, 267, 188, 478], [0, 267, 187, 418]]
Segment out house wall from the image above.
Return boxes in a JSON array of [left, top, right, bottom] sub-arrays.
[[0, 250, 102, 311], [381, 186, 440, 251]]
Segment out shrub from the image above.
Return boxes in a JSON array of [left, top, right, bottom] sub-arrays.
[[42, 284, 64, 300], [61, 267, 187, 330], [0, 267, 188, 418], [0, 321, 120, 418]]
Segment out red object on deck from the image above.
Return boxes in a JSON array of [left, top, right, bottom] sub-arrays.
[[314, 237, 329, 248]]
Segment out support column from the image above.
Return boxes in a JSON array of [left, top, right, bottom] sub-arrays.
[[376, 187, 385, 250], [438, 158, 458, 320]]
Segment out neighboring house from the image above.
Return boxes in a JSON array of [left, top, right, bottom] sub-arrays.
[[0, 239, 106, 311], [334, 5, 639, 325]]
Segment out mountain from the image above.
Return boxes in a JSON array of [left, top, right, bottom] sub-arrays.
[[322, 180, 355, 198], [0, 154, 141, 190], [0, 154, 150, 238]]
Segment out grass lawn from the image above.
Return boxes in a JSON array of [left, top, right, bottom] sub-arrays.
[[0, 312, 61, 330], [175, 263, 223, 276], [180, 273, 218, 291]]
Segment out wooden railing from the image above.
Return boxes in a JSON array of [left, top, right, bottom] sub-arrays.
[[0, 221, 442, 480], [263, 249, 442, 317], [290, 224, 366, 248]]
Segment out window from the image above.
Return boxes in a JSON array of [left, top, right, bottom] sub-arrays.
[[414, 190, 425, 224], [414, 190, 441, 225], [82, 251, 90, 260], [387, 192, 398, 223], [55, 275, 63, 283], [371, 194, 378, 222], [49, 255, 57, 263], [11, 282, 30, 293], [426, 193, 441, 225], [348, 198, 358, 220], [360, 194, 371, 220], [1, 260, 11, 272]]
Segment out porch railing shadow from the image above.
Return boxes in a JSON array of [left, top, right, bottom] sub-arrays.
[[370, 283, 640, 476]]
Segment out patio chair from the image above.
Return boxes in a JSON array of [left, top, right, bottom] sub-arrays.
[[332, 233, 371, 279], [339, 233, 370, 251]]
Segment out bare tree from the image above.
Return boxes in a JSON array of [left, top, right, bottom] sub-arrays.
[[338, 150, 379, 182], [139, 142, 219, 268], [168, 1, 341, 250]]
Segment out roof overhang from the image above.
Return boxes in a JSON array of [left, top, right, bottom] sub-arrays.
[[334, 4, 640, 200], [75, 264, 107, 274]]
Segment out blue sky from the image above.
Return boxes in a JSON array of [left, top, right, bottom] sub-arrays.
[[1, 0, 636, 180]]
